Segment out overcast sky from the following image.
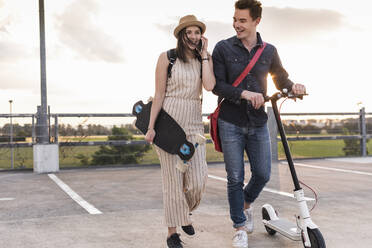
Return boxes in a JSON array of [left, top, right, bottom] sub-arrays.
[[1, 0, 371, 126]]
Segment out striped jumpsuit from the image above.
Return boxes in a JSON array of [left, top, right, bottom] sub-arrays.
[[155, 57, 208, 227]]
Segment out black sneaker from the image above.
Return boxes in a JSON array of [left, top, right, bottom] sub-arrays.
[[167, 233, 183, 248], [181, 225, 195, 236]]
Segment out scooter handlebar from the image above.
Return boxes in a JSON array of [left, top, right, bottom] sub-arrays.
[[265, 88, 308, 102], [246, 89, 307, 109]]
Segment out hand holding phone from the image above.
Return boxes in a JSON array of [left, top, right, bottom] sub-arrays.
[[196, 40, 203, 53], [198, 36, 208, 56]]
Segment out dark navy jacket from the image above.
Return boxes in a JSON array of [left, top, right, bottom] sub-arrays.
[[212, 33, 294, 127]]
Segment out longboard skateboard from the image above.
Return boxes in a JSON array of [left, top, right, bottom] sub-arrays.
[[132, 100, 196, 161]]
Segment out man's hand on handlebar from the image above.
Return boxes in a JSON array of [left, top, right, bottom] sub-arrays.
[[240, 84, 306, 109], [291, 83, 306, 96], [241, 90, 265, 109]]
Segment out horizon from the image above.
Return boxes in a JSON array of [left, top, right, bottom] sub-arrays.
[[0, 111, 368, 129]]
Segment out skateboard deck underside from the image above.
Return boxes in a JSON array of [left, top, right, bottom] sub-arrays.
[[132, 101, 194, 160]]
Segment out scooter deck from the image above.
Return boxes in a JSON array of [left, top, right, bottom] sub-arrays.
[[263, 219, 302, 241]]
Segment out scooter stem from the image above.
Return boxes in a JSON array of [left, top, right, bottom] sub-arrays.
[[271, 97, 301, 191]]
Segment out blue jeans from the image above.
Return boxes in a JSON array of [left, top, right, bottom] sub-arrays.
[[218, 118, 271, 228]]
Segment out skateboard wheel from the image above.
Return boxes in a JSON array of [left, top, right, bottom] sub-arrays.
[[195, 134, 206, 145], [134, 104, 143, 114], [180, 144, 191, 156]]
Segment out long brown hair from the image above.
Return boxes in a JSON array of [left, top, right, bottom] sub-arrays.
[[175, 28, 202, 63]]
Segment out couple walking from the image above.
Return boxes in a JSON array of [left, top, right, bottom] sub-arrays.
[[145, 0, 306, 247]]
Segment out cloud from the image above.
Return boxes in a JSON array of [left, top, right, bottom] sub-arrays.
[[0, 62, 37, 90], [0, 7, 36, 62], [0, 40, 35, 62], [0, 12, 11, 33], [55, 0, 125, 63], [154, 23, 173, 35], [0, 13, 36, 62], [260, 7, 344, 41], [203, 21, 236, 45], [155, 8, 344, 44], [0, 24, 7, 32]]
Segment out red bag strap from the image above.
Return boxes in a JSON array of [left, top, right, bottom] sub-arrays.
[[213, 42, 267, 110], [232, 42, 267, 87]]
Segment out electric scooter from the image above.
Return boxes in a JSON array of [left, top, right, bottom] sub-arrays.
[[261, 89, 326, 248]]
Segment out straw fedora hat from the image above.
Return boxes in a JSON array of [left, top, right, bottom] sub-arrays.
[[173, 15, 206, 38]]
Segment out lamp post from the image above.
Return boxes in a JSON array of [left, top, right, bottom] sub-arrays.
[[38, 0, 49, 144], [33, 0, 59, 173], [9, 100, 14, 169]]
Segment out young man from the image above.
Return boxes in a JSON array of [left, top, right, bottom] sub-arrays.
[[212, 0, 306, 247]]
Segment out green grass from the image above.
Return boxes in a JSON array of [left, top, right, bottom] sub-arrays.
[[1, 137, 371, 169], [0, 146, 100, 169], [58, 136, 108, 142], [278, 140, 345, 159]]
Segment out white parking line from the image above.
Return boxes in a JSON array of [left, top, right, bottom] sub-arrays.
[[0, 198, 14, 201], [326, 157, 372, 164], [208, 174, 314, 201], [285, 162, 372, 177], [48, 174, 102, 215]]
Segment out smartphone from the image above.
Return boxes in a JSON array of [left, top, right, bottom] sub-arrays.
[[196, 40, 203, 52]]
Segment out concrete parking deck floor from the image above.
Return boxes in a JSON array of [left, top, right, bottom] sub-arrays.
[[1, 158, 372, 247]]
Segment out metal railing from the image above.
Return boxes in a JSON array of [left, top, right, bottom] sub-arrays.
[[266, 107, 371, 160], [0, 107, 371, 166]]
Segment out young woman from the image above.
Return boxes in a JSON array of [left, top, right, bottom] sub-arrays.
[[144, 15, 215, 248]]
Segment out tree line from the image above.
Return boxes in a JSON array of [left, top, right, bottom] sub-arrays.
[[0, 123, 113, 139], [0, 117, 370, 165], [1, 118, 372, 139]]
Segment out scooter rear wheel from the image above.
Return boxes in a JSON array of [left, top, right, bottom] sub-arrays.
[[262, 207, 277, 235], [302, 228, 326, 248]]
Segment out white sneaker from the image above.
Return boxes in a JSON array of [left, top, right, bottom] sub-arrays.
[[243, 207, 254, 234], [232, 230, 248, 248]]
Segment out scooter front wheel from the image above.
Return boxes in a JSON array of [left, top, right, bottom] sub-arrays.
[[262, 207, 277, 235], [302, 228, 326, 248]]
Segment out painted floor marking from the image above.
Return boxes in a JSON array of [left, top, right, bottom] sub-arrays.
[[208, 174, 314, 201], [326, 157, 372, 164], [0, 198, 14, 201], [284, 162, 372, 177], [48, 174, 102, 215]]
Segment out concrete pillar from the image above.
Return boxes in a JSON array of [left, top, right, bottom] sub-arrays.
[[33, 144, 59, 173]]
